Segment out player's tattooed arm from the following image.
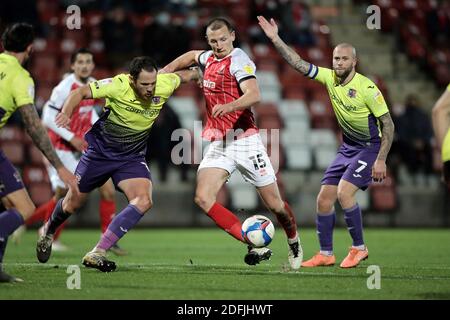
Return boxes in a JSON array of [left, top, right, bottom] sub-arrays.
[[19, 104, 63, 169], [257, 16, 311, 75], [377, 112, 395, 161], [272, 38, 311, 75]]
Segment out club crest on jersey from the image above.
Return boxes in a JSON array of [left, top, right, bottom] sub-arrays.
[[347, 88, 357, 98], [152, 96, 161, 104]]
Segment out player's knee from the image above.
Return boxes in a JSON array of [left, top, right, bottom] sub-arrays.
[[266, 199, 285, 214], [194, 192, 213, 212], [132, 195, 152, 212], [337, 190, 353, 208], [316, 195, 334, 213]]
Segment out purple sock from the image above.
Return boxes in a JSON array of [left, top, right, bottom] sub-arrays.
[[0, 209, 24, 263], [316, 212, 335, 251], [96, 204, 143, 251], [46, 199, 71, 235], [344, 204, 364, 247]]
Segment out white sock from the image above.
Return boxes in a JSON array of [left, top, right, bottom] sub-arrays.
[[320, 250, 333, 256], [352, 245, 366, 251], [288, 233, 299, 244]]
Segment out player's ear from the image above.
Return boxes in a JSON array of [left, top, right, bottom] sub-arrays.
[[230, 30, 236, 42]]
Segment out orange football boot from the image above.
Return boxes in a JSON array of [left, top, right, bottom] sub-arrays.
[[340, 247, 369, 268], [301, 252, 336, 267]]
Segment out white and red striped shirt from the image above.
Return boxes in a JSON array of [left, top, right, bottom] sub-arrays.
[[42, 74, 101, 152], [198, 48, 258, 141]]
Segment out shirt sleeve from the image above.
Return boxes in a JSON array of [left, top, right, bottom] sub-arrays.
[[11, 72, 35, 106], [158, 73, 181, 97], [364, 81, 389, 118], [307, 65, 333, 86], [89, 76, 123, 99], [41, 104, 75, 141], [197, 50, 213, 67], [47, 81, 71, 110], [230, 50, 257, 83]]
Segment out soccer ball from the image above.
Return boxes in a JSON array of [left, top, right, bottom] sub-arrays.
[[241, 215, 275, 248]]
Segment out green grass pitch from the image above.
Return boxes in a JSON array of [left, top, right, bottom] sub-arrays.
[[1, 228, 450, 299]]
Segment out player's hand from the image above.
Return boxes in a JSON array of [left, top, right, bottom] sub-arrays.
[[57, 167, 79, 195], [372, 159, 386, 183], [257, 16, 279, 41], [55, 112, 70, 129], [70, 136, 88, 152], [212, 104, 234, 118], [192, 66, 203, 88]]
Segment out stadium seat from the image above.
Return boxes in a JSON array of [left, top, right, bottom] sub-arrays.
[[370, 173, 398, 213], [168, 96, 200, 131], [0, 142, 24, 166], [310, 129, 338, 148], [0, 125, 24, 143], [285, 145, 312, 170], [278, 100, 309, 120], [22, 166, 50, 186], [281, 127, 310, 146], [313, 146, 337, 170], [230, 185, 258, 210], [355, 190, 370, 211]]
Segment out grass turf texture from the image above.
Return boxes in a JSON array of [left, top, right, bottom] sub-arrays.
[[1, 228, 450, 299]]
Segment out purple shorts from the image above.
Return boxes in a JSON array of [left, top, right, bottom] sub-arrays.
[[321, 143, 379, 191], [0, 150, 24, 197], [75, 148, 152, 193]]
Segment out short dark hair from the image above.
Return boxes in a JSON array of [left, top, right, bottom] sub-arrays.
[[129, 56, 158, 80], [1, 23, 35, 52], [206, 18, 234, 33], [70, 48, 94, 64]]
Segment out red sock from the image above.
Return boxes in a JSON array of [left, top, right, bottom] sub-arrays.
[[26, 199, 55, 226], [99, 199, 116, 234], [207, 203, 245, 242], [276, 201, 298, 240]]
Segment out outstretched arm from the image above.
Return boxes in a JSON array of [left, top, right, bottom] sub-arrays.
[[174, 67, 202, 84], [55, 85, 93, 128], [372, 112, 395, 182], [162, 50, 205, 73], [432, 88, 450, 150], [257, 16, 311, 75]]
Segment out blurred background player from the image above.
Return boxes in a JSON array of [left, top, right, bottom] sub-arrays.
[[162, 18, 303, 269], [257, 16, 394, 268], [0, 23, 78, 282], [432, 84, 450, 188], [36, 56, 200, 272], [22, 48, 126, 255]]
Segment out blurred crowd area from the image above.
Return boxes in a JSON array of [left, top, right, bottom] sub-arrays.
[[0, 0, 448, 217]]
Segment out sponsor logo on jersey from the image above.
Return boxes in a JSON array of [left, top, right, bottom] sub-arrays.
[[203, 79, 216, 89]]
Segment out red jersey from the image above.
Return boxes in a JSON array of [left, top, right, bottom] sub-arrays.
[[198, 48, 258, 141], [42, 74, 100, 152]]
